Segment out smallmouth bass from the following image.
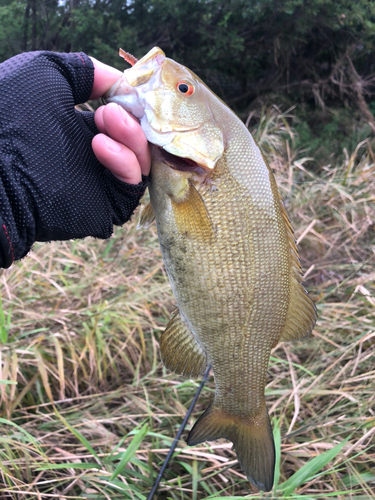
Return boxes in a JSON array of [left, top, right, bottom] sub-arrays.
[[105, 47, 317, 491]]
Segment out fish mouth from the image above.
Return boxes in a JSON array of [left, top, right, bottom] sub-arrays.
[[157, 147, 208, 175]]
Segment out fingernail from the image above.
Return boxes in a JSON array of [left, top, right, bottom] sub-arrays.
[[118, 105, 137, 128], [103, 135, 122, 153]]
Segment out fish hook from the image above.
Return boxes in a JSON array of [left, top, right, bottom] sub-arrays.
[[119, 48, 138, 66]]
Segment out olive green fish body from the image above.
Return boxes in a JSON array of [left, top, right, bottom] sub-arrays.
[[105, 47, 317, 491], [150, 133, 290, 411], [148, 127, 292, 491]]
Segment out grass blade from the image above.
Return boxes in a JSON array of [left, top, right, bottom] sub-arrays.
[[53, 407, 100, 461], [37, 462, 101, 470], [110, 423, 148, 481], [0, 294, 8, 344], [273, 417, 282, 490], [0, 417, 43, 453], [278, 436, 350, 496]]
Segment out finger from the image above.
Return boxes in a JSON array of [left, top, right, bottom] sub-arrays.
[[94, 105, 138, 133], [92, 133, 142, 185], [96, 102, 150, 177], [90, 57, 123, 100], [95, 105, 105, 132]]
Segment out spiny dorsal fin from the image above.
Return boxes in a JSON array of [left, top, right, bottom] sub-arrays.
[[277, 195, 317, 343], [159, 309, 208, 378], [137, 202, 155, 229]]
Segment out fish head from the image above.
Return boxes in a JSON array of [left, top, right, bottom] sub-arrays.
[[104, 47, 225, 172]]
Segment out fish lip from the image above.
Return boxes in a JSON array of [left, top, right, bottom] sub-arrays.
[[103, 76, 130, 100], [157, 147, 208, 175], [104, 94, 146, 120], [102, 75, 147, 119]]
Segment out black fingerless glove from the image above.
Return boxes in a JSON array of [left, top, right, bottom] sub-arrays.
[[0, 51, 148, 268]]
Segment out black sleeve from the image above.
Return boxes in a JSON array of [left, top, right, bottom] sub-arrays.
[[0, 51, 148, 268]]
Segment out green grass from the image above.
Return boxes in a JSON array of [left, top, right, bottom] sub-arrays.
[[0, 107, 374, 499]]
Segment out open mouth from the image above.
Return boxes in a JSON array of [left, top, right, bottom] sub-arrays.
[[158, 147, 207, 175]]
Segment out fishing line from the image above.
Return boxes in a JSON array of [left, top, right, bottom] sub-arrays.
[[147, 364, 212, 500]]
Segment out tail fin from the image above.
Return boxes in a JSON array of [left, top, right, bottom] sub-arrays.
[[187, 403, 275, 492]]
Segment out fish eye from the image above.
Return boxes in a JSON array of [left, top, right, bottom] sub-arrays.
[[177, 81, 194, 96]]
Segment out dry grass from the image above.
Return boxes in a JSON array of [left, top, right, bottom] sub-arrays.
[[0, 107, 374, 499]]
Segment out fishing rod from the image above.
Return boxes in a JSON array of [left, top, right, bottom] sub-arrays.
[[147, 364, 212, 500]]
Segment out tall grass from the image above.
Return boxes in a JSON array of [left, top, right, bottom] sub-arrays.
[[0, 107, 374, 499]]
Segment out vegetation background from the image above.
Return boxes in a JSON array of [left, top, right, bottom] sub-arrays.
[[1, 0, 375, 159], [0, 0, 375, 498]]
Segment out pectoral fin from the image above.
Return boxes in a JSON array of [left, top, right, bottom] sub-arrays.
[[171, 183, 214, 243], [137, 202, 155, 229], [160, 309, 208, 378]]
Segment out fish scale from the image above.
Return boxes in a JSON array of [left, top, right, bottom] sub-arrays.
[[105, 46, 317, 492]]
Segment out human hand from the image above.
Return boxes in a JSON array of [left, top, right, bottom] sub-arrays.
[[0, 51, 149, 268], [90, 58, 150, 184]]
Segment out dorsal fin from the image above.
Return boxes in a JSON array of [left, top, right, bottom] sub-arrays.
[[277, 194, 317, 343]]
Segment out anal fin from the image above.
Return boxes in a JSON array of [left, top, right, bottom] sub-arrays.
[[160, 309, 208, 379]]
